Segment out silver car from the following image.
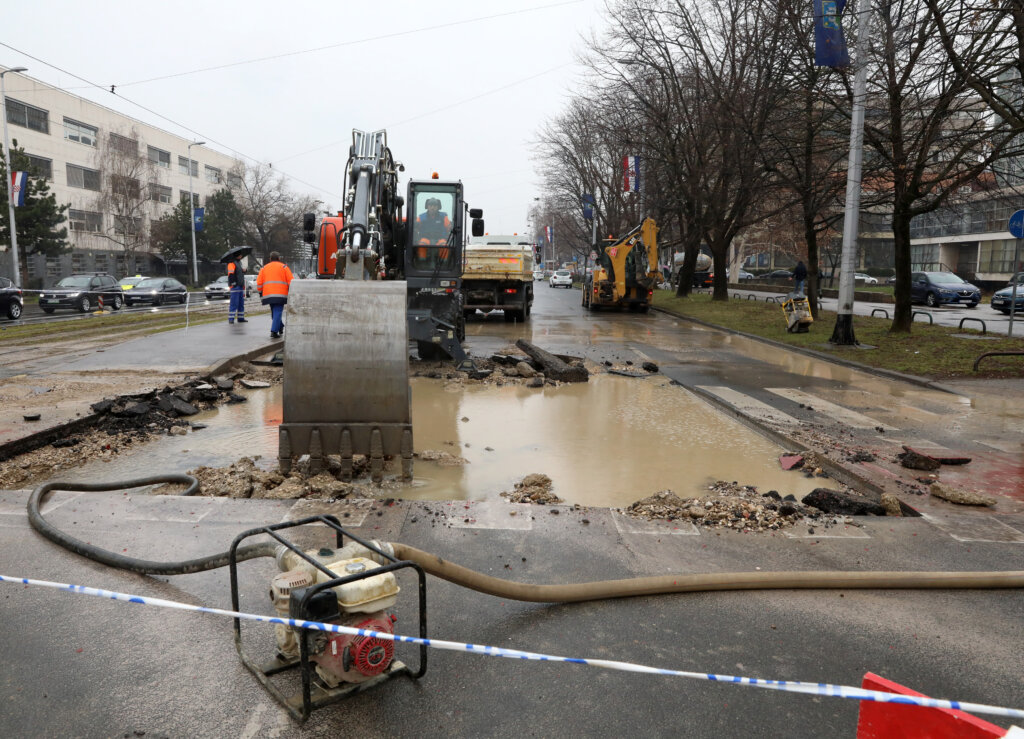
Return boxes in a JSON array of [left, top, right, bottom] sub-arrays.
[[549, 270, 573, 288]]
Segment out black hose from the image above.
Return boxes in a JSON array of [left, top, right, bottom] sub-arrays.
[[27, 475, 277, 575]]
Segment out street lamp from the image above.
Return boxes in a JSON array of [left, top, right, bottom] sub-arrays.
[[187, 140, 205, 284], [1, 66, 28, 285]]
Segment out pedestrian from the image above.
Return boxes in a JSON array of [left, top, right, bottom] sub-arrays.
[[227, 254, 247, 323], [256, 252, 294, 339], [793, 260, 807, 295]]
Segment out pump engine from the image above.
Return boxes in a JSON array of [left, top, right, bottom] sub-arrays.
[[270, 549, 400, 687]]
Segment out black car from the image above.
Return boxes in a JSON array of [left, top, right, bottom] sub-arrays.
[[39, 273, 123, 313], [124, 277, 189, 307], [0, 277, 23, 320], [765, 269, 793, 280], [990, 281, 1024, 315]]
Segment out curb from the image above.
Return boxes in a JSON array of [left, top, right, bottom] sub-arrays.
[[205, 340, 283, 378], [651, 305, 967, 397]]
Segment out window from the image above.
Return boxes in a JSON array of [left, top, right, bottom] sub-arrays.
[[63, 118, 97, 147], [180, 191, 199, 207], [149, 183, 172, 204], [68, 209, 103, 233], [5, 98, 49, 134], [71, 253, 87, 272], [148, 146, 170, 168], [980, 239, 1017, 273], [109, 133, 138, 155], [204, 165, 221, 184], [66, 164, 101, 191], [227, 172, 242, 189], [113, 216, 143, 235], [25, 154, 52, 180], [111, 174, 141, 199], [178, 156, 198, 176]]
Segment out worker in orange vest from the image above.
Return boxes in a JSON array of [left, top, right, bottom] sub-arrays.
[[256, 252, 294, 338]]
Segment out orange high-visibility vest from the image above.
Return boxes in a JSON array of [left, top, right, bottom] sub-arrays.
[[257, 261, 293, 298]]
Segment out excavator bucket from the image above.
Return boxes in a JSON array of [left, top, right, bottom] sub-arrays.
[[279, 280, 413, 482]]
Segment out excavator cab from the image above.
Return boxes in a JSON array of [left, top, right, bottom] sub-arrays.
[[406, 183, 462, 278]]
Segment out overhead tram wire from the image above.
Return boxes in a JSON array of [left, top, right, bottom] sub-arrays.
[[0, 45, 341, 201], [110, 1, 584, 88]]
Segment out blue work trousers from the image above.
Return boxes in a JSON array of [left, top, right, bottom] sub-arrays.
[[270, 303, 285, 334], [228, 286, 245, 321]]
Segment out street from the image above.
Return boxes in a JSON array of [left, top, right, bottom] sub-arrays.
[[0, 283, 1022, 738]]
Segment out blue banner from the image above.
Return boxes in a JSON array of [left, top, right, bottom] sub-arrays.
[[582, 193, 595, 221], [193, 207, 205, 232], [814, 0, 850, 68]]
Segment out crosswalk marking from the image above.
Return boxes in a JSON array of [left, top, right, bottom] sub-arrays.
[[697, 386, 798, 425], [766, 388, 897, 431], [920, 513, 1024, 543]]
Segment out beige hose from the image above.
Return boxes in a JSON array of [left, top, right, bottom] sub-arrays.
[[389, 543, 1024, 603]]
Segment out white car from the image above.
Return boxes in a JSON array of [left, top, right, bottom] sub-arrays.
[[854, 273, 878, 285], [549, 270, 573, 288], [533, 270, 544, 281]]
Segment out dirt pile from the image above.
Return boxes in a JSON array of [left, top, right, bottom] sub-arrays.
[[500, 473, 563, 504], [623, 481, 854, 533]]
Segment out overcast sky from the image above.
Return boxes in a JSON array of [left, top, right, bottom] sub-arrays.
[[4, 0, 606, 234]]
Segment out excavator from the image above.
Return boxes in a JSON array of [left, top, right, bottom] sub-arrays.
[[280, 129, 483, 482], [581, 217, 660, 312]]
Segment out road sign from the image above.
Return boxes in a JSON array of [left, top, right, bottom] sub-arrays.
[[590, 251, 598, 261], [1008, 209, 1024, 238]]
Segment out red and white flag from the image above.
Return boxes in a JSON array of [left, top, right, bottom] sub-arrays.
[[10, 171, 27, 207], [622, 156, 640, 193]]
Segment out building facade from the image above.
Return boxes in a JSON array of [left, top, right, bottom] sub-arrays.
[[2, 67, 246, 286]]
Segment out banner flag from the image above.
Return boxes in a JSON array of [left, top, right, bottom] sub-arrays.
[[10, 171, 27, 207], [545, 225, 553, 246], [623, 156, 641, 193], [582, 193, 595, 220], [814, 0, 850, 67], [193, 207, 205, 233]]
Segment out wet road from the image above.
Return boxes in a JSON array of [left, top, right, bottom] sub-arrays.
[[1, 281, 1022, 736]]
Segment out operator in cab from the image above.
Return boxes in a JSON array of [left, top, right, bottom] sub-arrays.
[[414, 197, 452, 266]]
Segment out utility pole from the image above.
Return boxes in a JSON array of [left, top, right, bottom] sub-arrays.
[[1, 67, 28, 284], [830, 1, 872, 345], [187, 140, 205, 284]]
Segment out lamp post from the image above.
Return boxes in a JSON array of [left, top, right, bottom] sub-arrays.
[[1, 66, 28, 285], [187, 140, 205, 284]]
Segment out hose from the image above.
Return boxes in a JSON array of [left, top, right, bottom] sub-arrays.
[[28, 475, 278, 576], [388, 543, 1024, 602], [27, 477, 1024, 596]]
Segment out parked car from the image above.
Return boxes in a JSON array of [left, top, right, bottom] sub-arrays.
[[885, 275, 897, 285], [549, 269, 573, 288], [736, 269, 755, 282], [118, 275, 151, 292], [990, 283, 1024, 315], [533, 269, 544, 281], [910, 271, 981, 308], [39, 273, 123, 313], [124, 277, 188, 306], [205, 275, 251, 300], [854, 273, 878, 284], [765, 269, 793, 280], [0, 277, 23, 320]]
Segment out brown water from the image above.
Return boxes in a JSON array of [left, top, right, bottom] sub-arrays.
[[69, 374, 837, 506]]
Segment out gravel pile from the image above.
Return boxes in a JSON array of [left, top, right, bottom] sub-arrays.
[[500, 473, 563, 504]]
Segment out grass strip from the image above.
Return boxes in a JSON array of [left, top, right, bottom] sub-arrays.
[[652, 291, 1023, 379]]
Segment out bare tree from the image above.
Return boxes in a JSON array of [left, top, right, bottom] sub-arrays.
[[232, 163, 295, 263], [94, 127, 154, 273], [858, 0, 1024, 332]]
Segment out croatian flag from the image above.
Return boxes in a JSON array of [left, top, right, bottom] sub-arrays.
[[545, 225, 553, 246], [10, 171, 27, 207], [623, 156, 640, 193]]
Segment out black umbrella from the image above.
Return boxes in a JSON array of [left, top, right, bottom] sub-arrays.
[[219, 245, 253, 264]]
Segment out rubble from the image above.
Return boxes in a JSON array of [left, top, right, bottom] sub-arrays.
[[622, 482, 834, 533], [898, 447, 941, 471], [500, 473, 563, 504], [416, 450, 469, 466], [929, 482, 996, 507], [801, 488, 886, 516]]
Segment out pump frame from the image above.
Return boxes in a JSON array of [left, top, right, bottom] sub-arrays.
[[229, 516, 428, 723]]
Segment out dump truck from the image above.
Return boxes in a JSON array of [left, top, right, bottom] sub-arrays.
[[582, 218, 660, 312], [461, 235, 534, 322]]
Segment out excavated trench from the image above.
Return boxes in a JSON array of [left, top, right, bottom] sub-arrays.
[[29, 372, 842, 507]]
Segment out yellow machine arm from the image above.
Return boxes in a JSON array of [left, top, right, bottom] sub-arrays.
[[600, 217, 660, 300]]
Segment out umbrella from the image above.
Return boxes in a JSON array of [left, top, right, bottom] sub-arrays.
[[219, 245, 253, 264]]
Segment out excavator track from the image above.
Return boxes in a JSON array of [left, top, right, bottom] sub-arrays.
[[279, 280, 412, 482]]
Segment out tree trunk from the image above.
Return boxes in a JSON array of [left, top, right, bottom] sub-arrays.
[[890, 210, 913, 333], [829, 313, 856, 345], [674, 221, 702, 298], [710, 237, 730, 301], [803, 214, 819, 320]]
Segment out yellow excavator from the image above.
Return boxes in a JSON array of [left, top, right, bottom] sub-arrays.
[[581, 218, 660, 312]]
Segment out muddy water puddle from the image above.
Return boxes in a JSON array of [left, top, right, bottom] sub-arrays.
[[68, 374, 836, 507]]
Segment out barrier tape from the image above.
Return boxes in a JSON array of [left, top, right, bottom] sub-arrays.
[[2, 573, 1021, 720]]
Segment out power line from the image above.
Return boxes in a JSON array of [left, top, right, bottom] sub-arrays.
[[114, 1, 584, 88]]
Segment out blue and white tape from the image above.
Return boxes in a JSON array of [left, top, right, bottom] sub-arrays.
[[2, 573, 1021, 721]]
